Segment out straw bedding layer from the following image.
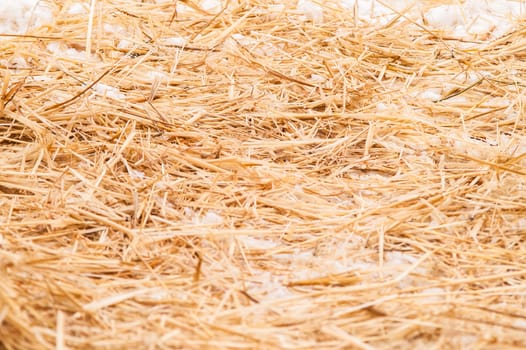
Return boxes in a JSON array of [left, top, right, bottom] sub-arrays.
[[1, 1, 526, 349]]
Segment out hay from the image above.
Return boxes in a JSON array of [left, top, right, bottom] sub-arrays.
[[1, 0, 526, 349]]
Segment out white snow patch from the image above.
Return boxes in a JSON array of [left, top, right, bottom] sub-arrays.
[[274, 246, 374, 281], [92, 83, 125, 100], [31, 75, 52, 82], [0, 0, 54, 35], [201, 0, 221, 13], [231, 33, 255, 45], [294, 184, 304, 193], [268, 4, 285, 14], [455, 71, 482, 84], [191, 210, 223, 225], [238, 236, 278, 250], [341, 0, 413, 25], [144, 289, 171, 301], [228, 33, 280, 57], [64, 48, 88, 60], [423, 0, 525, 40], [175, 2, 193, 14], [147, 70, 169, 81], [376, 102, 388, 112], [310, 74, 326, 83], [425, 5, 463, 29], [47, 42, 89, 61], [128, 169, 145, 180], [447, 132, 494, 159], [117, 39, 133, 50], [337, 0, 524, 39], [103, 24, 127, 35], [246, 271, 294, 301], [459, 335, 479, 346], [67, 3, 87, 15], [163, 36, 187, 46], [385, 251, 419, 266], [419, 287, 446, 302], [513, 319, 526, 330], [0, 56, 29, 70], [418, 89, 442, 101], [297, 0, 324, 24]]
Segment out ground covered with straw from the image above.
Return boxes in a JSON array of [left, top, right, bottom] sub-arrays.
[[1, 1, 526, 349]]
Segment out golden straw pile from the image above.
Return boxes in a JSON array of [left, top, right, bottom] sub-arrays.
[[1, 1, 526, 349]]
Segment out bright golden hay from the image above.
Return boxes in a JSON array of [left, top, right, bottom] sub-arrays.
[[1, 1, 526, 349]]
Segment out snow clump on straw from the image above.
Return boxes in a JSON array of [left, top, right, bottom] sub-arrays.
[[0, 0, 53, 35], [297, 0, 324, 23]]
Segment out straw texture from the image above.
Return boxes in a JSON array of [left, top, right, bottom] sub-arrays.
[[1, 1, 526, 349]]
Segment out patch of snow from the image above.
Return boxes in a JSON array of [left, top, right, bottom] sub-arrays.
[[385, 251, 419, 265], [144, 289, 171, 301], [513, 319, 526, 330], [297, 0, 324, 24], [246, 271, 294, 301], [147, 70, 169, 81], [231, 33, 254, 45], [420, 287, 446, 302], [190, 210, 223, 225], [448, 132, 493, 159], [65, 48, 88, 60], [268, 4, 285, 14], [228, 33, 280, 57], [238, 236, 278, 250], [0, 0, 54, 35], [454, 71, 481, 84], [201, 0, 222, 13], [425, 5, 463, 29], [46, 42, 63, 53], [341, 0, 414, 25], [274, 247, 376, 281], [128, 169, 145, 180], [376, 102, 388, 112], [424, 0, 525, 40], [176, 2, 193, 14], [92, 83, 125, 100], [103, 24, 127, 35], [265, 284, 293, 299], [47, 42, 89, 61], [162, 36, 187, 46], [67, 3, 87, 15], [117, 39, 132, 50], [338, 0, 523, 40], [459, 335, 479, 346], [31, 75, 52, 82], [418, 89, 441, 101], [310, 74, 326, 83], [0, 56, 29, 70]]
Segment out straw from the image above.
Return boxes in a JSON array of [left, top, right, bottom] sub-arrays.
[[1, 0, 526, 349]]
